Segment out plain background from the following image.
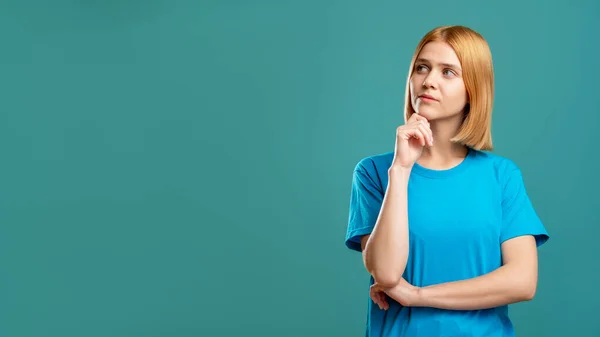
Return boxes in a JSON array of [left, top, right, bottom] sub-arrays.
[[1, 1, 598, 336]]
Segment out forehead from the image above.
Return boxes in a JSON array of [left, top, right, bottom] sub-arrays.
[[417, 41, 461, 67]]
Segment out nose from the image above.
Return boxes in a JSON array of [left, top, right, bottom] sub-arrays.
[[422, 73, 438, 89]]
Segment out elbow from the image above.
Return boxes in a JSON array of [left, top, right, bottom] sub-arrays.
[[369, 259, 406, 288], [522, 285, 537, 301], [372, 272, 402, 289], [364, 256, 404, 288], [362, 246, 407, 288], [518, 280, 537, 302]]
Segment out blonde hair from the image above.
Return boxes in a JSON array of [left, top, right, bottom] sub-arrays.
[[404, 26, 494, 151]]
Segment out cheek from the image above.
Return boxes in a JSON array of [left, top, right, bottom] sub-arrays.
[[443, 83, 468, 105], [409, 78, 417, 101], [409, 77, 416, 93]]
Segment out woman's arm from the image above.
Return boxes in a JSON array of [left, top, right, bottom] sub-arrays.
[[361, 167, 411, 288], [414, 235, 539, 310], [374, 235, 539, 310]]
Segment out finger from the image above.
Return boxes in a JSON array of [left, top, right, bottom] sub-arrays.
[[409, 117, 430, 129], [373, 283, 384, 292], [376, 292, 385, 310], [370, 288, 383, 309], [377, 294, 386, 310], [407, 118, 430, 136], [412, 113, 429, 123], [376, 291, 388, 310], [380, 293, 389, 310], [408, 112, 420, 122], [417, 123, 433, 146], [408, 128, 427, 147], [410, 120, 432, 145], [398, 126, 427, 147]]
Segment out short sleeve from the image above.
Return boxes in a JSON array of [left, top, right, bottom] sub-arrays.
[[345, 162, 384, 252], [500, 168, 549, 247]]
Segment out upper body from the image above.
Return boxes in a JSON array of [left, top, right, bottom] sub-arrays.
[[345, 148, 549, 336], [344, 25, 550, 337]]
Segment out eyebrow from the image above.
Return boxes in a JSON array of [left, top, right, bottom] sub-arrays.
[[416, 58, 462, 71]]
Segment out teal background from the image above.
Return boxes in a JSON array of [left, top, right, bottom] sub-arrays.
[[0, 1, 597, 336]]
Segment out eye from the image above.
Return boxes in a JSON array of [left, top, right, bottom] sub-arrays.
[[443, 69, 457, 77], [415, 64, 429, 73]]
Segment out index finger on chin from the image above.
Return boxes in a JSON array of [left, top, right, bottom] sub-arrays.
[[412, 113, 428, 122]]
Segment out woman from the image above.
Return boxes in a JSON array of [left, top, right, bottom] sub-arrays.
[[345, 25, 549, 337]]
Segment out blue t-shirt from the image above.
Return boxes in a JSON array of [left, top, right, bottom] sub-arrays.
[[345, 148, 549, 337]]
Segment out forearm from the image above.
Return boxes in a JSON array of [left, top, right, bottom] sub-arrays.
[[364, 167, 411, 287], [416, 264, 536, 310]]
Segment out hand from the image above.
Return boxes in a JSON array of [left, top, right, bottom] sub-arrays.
[[370, 282, 389, 310], [391, 113, 433, 170], [370, 278, 422, 310], [385, 278, 422, 307]]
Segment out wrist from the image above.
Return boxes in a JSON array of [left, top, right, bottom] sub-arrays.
[[388, 165, 412, 182], [413, 286, 426, 307]]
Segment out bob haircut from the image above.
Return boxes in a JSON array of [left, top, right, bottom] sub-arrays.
[[404, 25, 494, 151]]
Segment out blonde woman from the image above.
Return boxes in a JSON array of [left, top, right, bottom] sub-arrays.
[[345, 26, 549, 336]]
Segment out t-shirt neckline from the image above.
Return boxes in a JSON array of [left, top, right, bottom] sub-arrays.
[[411, 148, 475, 179]]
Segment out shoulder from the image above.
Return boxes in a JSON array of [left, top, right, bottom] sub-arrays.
[[474, 151, 522, 191], [352, 151, 394, 189], [353, 151, 394, 175], [470, 149, 522, 182]]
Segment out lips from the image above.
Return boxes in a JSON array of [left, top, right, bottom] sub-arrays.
[[419, 94, 438, 101]]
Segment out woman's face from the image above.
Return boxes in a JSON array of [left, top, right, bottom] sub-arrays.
[[409, 41, 468, 121]]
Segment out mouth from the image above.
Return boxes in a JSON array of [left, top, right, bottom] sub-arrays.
[[418, 94, 438, 101]]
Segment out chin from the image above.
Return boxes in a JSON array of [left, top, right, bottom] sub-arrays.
[[415, 108, 437, 120]]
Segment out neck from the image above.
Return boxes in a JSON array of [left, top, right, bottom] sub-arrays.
[[418, 114, 469, 170]]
